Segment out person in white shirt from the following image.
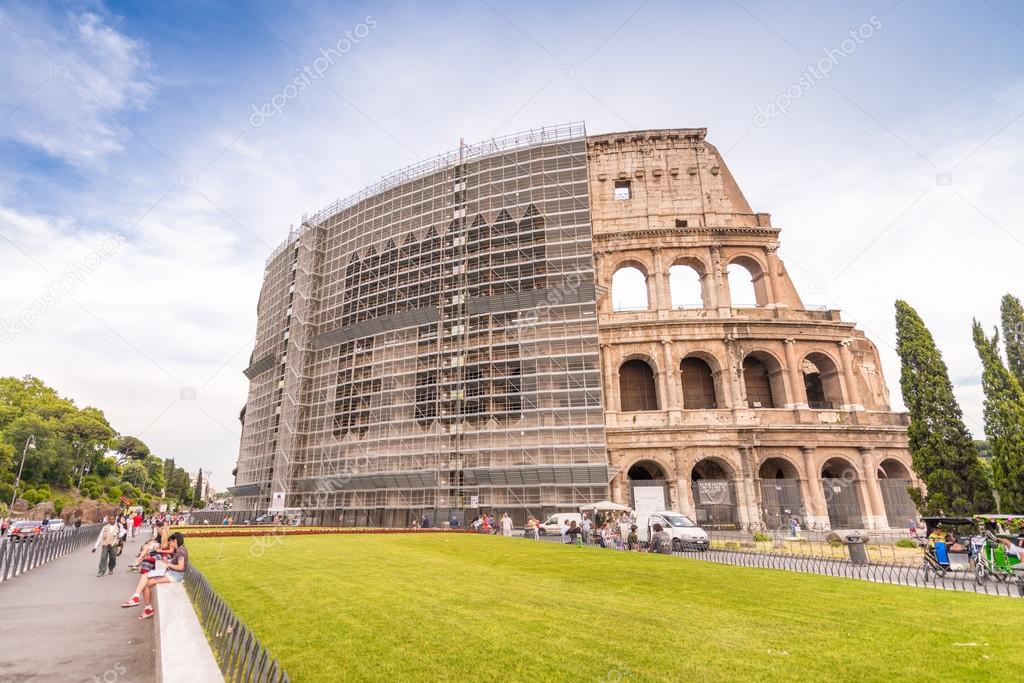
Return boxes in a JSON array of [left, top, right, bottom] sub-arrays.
[[500, 512, 513, 537], [92, 516, 120, 576]]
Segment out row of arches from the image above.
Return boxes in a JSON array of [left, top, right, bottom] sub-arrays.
[[625, 455, 916, 529], [610, 256, 768, 311], [617, 350, 843, 412]]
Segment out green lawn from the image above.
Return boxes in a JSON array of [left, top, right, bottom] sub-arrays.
[[188, 534, 1019, 682]]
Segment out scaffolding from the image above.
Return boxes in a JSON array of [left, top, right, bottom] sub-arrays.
[[233, 123, 609, 524]]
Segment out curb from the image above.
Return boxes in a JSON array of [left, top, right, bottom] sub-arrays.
[[154, 583, 224, 682]]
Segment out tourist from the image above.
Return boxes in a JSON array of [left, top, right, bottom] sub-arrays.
[[420, 514, 430, 529], [115, 514, 129, 556], [74, 518, 82, 529], [133, 511, 143, 539], [92, 515, 120, 576], [526, 515, 539, 540], [128, 536, 163, 572], [42, 514, 50, 532], [121, 532, 189, 620], [450, 514, 460, 528], [567, 520, 583, 547], [907, 517, 919, 539], [559, 518, 569, 544], [500, 512, 513, 537], [581, 514, 592, 545], [651, 523, 671, 554], [788, 516, 801, 539], [469, 516, 479, 531], [481, 515, 492, 533], [627, 524, 640, 551], [1, 517, 8, 536]]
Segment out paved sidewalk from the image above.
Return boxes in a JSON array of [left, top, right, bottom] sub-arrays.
[[0, 532, 157, 683]]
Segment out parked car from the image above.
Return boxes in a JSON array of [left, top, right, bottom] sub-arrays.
[[45, 519, 65, 533], [635, 511, 709, 551], [537, 513, 582, 536], [10, 520, 45, 541]]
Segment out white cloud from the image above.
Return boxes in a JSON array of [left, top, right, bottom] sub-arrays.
[[0, 5, 153, 164]]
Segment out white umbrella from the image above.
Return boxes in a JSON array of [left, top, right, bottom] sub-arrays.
[[579, 500, 633, 513]]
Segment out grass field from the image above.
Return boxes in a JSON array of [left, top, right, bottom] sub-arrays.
[[188, 534, 1019, 682]]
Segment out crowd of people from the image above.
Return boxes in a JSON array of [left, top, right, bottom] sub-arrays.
[[87, 509, 190, 621]]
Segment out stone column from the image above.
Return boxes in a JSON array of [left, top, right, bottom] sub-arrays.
[[723, 338, 744, 409], [737, 448, 760, 528], [601, 344, 617, 412], [783, 339, 808, 408], [645, 263, 660, 312], [801, 446, 828, 529], [838, 339, 864, 410], [859, 447, 887, 529], [661, 340, 681, 423], [652, 248, 669, 316], [709, 245, 730, 316], [673, 449, 693, 517], [763, 243, 785, 308]]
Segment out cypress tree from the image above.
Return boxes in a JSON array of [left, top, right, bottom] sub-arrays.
[[972, 321, 1024, 512], [894, 301, 994, 514], [1001, 294, 1024, 388]]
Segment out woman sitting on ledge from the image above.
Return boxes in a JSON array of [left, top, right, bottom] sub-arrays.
[[120, 531, 189, 620]]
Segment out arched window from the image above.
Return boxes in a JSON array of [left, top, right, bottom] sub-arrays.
[[611, 266, 648, 311], [803, 352, 844, 409], [619, 359, 658, 411], [669, 264, 703, 308], [743, 357, 775, 408], [680, 358, 717, 409], [727, 263, 758, 307]]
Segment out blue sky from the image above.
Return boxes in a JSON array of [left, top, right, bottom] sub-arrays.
[[1, 0, 1022, 488]]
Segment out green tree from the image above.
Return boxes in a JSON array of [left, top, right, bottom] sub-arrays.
[[192, 468, 204, 506], [894, 301, 995, 514], [116, 435, 150, 462], [972, 321, 1024, 511], [1002, 294, 1024, 388]]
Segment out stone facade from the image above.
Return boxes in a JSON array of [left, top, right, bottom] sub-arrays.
[[587, 129, 916, 530]]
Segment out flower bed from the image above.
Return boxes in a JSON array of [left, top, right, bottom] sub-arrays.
[[177, 526, 472, 539]]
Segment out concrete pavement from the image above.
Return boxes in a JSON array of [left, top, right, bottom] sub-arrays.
[[0, 531, 157, 683]]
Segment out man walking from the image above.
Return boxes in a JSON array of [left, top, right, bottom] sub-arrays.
[[92, 515, 120, 576]]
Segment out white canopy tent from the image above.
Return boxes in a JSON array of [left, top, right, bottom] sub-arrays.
[[579, 500, 633, 513]]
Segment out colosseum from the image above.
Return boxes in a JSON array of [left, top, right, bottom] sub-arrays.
[[229, 123, 918, 531]]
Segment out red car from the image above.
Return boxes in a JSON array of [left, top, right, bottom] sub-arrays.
[[9, 520, 45, 541]]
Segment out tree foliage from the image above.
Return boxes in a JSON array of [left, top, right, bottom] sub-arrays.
[[972, 321, 1024, 512], [894, 301, 995, 514], [0, 375, 202, 512], [1002, 294, 1024, 388]]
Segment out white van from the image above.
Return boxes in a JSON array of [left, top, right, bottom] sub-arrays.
[[538, 512, 582, 536], [635, 511, 709, 550]]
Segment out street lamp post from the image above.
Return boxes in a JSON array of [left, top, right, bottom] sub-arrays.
[[9, 434, 36, 513]]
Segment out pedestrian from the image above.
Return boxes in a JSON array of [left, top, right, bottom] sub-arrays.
[[450, 513, 460, 528], [420, 514, 430, 529], [627, 524, 640, 551], [92, 515, 120, 576], [115, 514, 129, 556], [788, 516, 801, 539], [42, 514, 50, 532], [121, 531, 189, 620], [581, 513, 592, 545], [526, 515, 539, 540], [74, 518, 82, 529], [560, 517, 569, 544], [1, 517, 8, 537], [907, 517, 919, 539], [651, 523, 671, 554], [567, 520, 583, 547], [133, 511, 143, 539], [500, 512, 513, 537]]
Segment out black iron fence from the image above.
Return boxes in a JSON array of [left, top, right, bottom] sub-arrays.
[[522, 528, 1022, 598], [184, 565, 291, 683], [0, 523, 101, 583]]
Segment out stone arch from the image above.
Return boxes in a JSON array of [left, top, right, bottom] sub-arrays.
[[877, 458, 912, 479], [690, 456, 739, 528], [802, 350, 844, 409], [680, 350, 727, 409], [742, 349, 787, 408], [725, 254, 770, 307], [618, 357, 659, 411], [820, 455, 864, 528], [876, 458, 918, 528], [626, 458, 672, 512], [758, 454, 806, 529], [610, 260, 650, 311], [668, 255, 710, 309]]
